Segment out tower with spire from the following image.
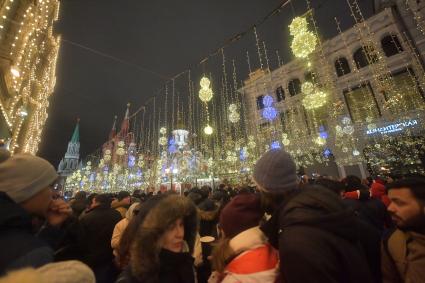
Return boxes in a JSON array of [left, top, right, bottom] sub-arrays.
[[58, 119, 80, 180]]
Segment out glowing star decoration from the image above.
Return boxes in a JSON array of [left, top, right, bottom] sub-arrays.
[[352, 149, 360, 156], [159, 127, 167, 135], [199, 76, 213, 102], [289, 17, 308, 36], [262, 95, 278, 121], [204, 125, 213, 135]]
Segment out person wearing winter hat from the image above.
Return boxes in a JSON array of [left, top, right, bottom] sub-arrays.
[[0, 260, 95, 283], [0, 153, 73, 274], [254, 149, 375, 283], [208, 193, 278, 283]]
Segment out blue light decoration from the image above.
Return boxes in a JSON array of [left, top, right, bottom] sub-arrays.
[[239, 148, 248, 161], [128, 155, 136, 168], [136, 169, 142, 178], [271, 141, 281, 149], [262, 95, 278, 121], [89, 173, 96, 182], [103, 166, 109, 174], [319, 126, 328, 139], [168, 138, 177, 154], [323, 147, 332, 158]]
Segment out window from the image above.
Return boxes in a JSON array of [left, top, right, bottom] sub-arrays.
[[279, 112, 286, 128], [353, 46, 378, 69], [381, 35, 403, 57], [335, 57, 351, 77], [343, 83, 381, 123], [276, 86, 285, 102], [304, 72, 317, 83], [384, 68, 425, 114], [256, 95, 265, 110], [288, 79, 301, 97]]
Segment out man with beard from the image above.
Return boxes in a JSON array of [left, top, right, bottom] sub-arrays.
[[382, 176, 425, 283], [255, 149, 375, 283]]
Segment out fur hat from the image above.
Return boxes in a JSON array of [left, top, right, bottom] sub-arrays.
[[0, 153, 58, 203], [131, 194, 198, 281], [219, 193, 263, 239], [253, 149, 298, 193], [0, 261, 95, 283]]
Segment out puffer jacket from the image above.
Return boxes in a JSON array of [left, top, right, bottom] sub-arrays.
[[208, 226, 279, 283]]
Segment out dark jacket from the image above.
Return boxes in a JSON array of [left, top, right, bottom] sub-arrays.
[[262, 188, 375, 283], [116, 249, 195, 283], [0, 192, 53, 275], [78, 204, 122, 268]]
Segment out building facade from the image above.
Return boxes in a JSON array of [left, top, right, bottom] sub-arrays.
[[0, 0, 60, 154], [241, 1, 425, 178]]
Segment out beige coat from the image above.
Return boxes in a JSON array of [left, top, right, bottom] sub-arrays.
[[382, 229, 425, 283], [111, 203, 139, 257]]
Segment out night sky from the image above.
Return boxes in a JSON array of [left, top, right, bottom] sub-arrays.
[[38, 0, 374, 167]]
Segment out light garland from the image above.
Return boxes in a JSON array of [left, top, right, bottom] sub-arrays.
[[289, 17, 317, 59], [199, 77, 213, 103]]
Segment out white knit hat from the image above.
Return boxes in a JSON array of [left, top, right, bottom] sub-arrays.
[[0, 153, 58, 203]]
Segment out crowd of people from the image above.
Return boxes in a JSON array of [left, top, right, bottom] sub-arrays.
[[0, 148, 424, 283]]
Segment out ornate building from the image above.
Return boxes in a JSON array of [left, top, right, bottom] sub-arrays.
[[58, 120, 80, 179], [241, 1, 425, 178], [0, 0, 61, 154]]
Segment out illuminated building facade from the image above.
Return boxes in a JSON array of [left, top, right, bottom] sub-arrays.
[[241, 2, 425, 177], [0, 0, 60, 154]]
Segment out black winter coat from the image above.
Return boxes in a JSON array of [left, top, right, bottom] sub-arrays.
[[116, 249, 195, 283], [78, 205, 122, 268], [0, 192, 53, 275], [262, 188, 376, 283]]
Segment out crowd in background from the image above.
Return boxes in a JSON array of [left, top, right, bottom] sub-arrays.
[[0, 148, 424, 283]]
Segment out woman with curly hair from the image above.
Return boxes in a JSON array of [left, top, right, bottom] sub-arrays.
[[116, 194, 198, 283]]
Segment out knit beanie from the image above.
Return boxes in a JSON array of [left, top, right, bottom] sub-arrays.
[[253, 149, 298, 193], [219, 193, 263, 239], [0, 153, 58, 203]]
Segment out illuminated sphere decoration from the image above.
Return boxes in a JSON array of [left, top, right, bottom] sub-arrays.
[[301, 81, 314, 95], [352, 149, 360, 156], [204, 125, 213, 135], [229, 111, 240, 123], [314, 136, 326, 146], [342, 117, 351, 125], [262, 106, 278, 121], [159, 127, 167, 135], [289, 17, 308, 36], [291, 31, 317, 58], [263, 95, 274, 107], [229, 103, 237, 112], [302, 90, 327, 110], [200, 77, 211, 89], [199, 88, 213, 102], [342, 125, 355, 135], [158, 137, 168, 146]]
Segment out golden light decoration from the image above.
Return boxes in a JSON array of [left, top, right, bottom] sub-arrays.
[[291, 31, 317, 58], [200, 77, 211, 88], [199, 76, 213, 102], [159, 127, 167, 135], [314, 136, 326, 145], [289, 17, 308, 36], [204, 125, 213, 135], [302, 90, 327, 110], [104, 155, 111, 161], [199, 88, 213, 102], [158, 137, 168, 146], [116, 147, 126, 156], [229, 111, 240, 123], [301, 81, 314, 95]]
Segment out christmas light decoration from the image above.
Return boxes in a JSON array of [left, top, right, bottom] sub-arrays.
[[302, 90, 327, 110], [228, 103, 240, 123], [262, 95, 278, 121], [199, 76, 213, 102], [289, 17, 317, 59], [204, 125, 213, 135]]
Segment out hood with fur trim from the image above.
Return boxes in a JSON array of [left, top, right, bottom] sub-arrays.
[[130, 194, 198, 282]]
